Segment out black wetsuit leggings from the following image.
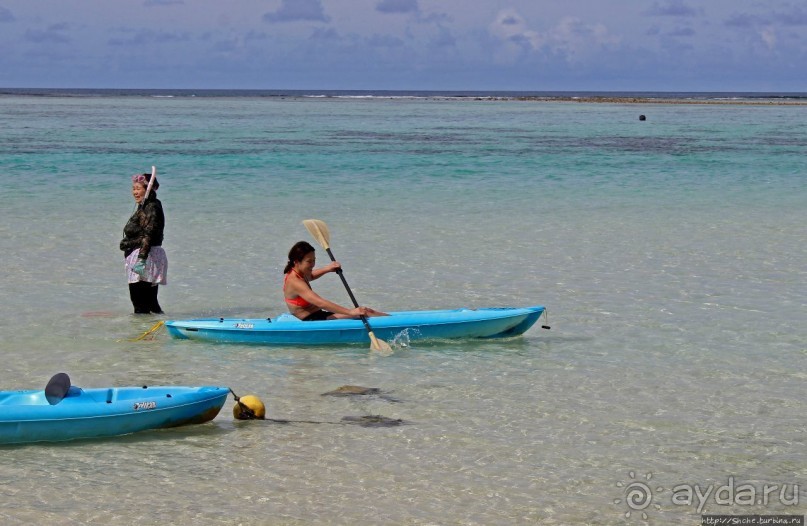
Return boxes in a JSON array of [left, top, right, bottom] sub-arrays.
[[302, 309, 333, 321], [129, 281, 163, 314]]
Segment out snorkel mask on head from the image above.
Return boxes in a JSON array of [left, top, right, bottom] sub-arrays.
[[131, 170, 159, 210], [132, 172, 159, 191]]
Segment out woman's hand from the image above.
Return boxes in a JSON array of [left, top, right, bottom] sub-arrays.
[[348, 306, 368, 317], [324, 261, 342, 273], [132, 259, 147, 277], [310, 261, 342, 281], [349, 306, 388, 317]]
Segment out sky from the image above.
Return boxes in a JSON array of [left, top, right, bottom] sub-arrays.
[[0, 0, 805, 92]]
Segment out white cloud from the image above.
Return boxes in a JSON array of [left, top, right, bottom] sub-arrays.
[[490, 10, 620, 64], [545, 17, 618, 62], [264, 0, 330, 24], [376, 0, 419, 15], [143, 0, 184, 6], [760, 26, 776, 50], [24, 23, 71, 44], [490, 9, 544, 53], [0, 5, 14, 22], [644, 0, 700, 17]]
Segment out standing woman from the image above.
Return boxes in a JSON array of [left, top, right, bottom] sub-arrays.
[[119, 171, 167, 314]]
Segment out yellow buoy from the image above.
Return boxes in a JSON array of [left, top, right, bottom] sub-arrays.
[[233, 395, 266, 420]]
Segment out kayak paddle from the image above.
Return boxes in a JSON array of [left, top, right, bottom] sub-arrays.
[[303, 219, 393, 354]]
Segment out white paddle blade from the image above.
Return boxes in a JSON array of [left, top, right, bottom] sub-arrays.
[[303, 219, 331, 250], [369, 332, 393, 355]]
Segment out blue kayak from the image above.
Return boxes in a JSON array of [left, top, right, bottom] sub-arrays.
[[166, 305, 546, 346], [0, 378, 229, 445]]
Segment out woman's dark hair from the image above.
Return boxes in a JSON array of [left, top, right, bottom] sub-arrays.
[[284, 241, 315, 274], [144, 172, 160, 192]]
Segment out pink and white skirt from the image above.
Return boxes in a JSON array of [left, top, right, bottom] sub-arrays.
[[125, 247, 168, 285]]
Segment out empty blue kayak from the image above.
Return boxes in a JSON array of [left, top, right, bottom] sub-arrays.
[[165, 305, 546, 346], [0, 381, 229, 445]]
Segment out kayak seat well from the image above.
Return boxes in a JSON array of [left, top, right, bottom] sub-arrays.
[[0, 392, 46, 405]]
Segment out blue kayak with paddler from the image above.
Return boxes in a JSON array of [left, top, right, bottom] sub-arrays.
[[165, 305, 548, 346], [165, 220, 550, 349]]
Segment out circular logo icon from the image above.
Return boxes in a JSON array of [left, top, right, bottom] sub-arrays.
[[615, 471, 662, 520], [625, 481, 653, 511]]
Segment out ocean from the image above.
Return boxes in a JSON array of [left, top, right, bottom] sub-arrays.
[[0, 90, 805, 524]]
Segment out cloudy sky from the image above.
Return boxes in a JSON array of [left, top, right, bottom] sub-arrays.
[[0, 0, 805, 91]]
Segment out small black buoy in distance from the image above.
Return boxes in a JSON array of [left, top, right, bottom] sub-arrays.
[[639, 114, 646, 121]]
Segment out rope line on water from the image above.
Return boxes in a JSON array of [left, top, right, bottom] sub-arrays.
[[128, 320, 165, 341]]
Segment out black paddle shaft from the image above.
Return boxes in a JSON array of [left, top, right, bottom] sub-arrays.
[[324, 248, 360, 306], [323, 247, 375, 333]]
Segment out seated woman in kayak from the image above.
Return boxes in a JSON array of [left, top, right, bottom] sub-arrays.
[[283, 241, 387, 321]]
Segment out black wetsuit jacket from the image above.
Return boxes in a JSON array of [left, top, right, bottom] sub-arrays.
[[119, 196, 164, 260]]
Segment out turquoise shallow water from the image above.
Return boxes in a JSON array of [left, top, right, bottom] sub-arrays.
[[1, 94, 806, 524]]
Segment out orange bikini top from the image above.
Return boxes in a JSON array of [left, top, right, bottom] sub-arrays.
[[284, 270, 313, 308]]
